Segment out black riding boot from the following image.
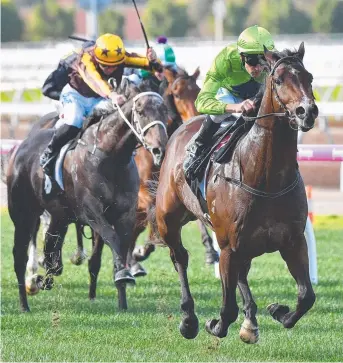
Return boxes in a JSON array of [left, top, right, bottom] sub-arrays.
[[183, 115, 220, 179], [40, 124, 79, 177]]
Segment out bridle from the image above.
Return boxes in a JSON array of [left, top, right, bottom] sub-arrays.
[[114, 91, 167, 149], [242, 55, 305, 126], [215, 56, 308, 198]]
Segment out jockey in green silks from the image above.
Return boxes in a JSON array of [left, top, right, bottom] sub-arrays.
[[183, 25, 276, 179]]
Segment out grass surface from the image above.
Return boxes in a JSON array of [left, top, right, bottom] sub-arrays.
[[1, 213, 342, 362]]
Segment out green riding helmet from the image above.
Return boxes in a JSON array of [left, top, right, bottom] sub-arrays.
[[237, 25, 275, 54]]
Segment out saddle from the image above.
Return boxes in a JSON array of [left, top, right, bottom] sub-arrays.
[[188, 116, 253, 216]]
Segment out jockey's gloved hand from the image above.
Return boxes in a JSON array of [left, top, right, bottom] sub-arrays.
[[240, 99, 256, 115], [147, 47, 157, 62], [109, 92, 127, 106]]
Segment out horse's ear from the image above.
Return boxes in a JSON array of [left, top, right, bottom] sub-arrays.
[[297, 41, 305, 61], [264, 45, 279, 65], [164, 67, 176, 84], [191, 66, 200, 80]]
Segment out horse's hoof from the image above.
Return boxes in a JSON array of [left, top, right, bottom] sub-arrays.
[[267, 303, 290, 323], [70, 251, 87, 266], [132, 244, 155, 262], [205, 250, 219, 265], [205, 319, 227, 338], [20, 306, 31, 313], [41, 276, 54, 290], [130, 263, 147, 278], [179, 316, 199, 339], [115, 269, 135, 285], [239, 319, 259, 344], [25, 274, 42, 295]]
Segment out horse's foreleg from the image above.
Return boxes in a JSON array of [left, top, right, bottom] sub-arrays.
[[42, 218, 68, 289], [205, 245, 239, 338], [87, 213, 135, 311], [268, 236, 315, 328], [196, 220, 219, 265], [237, 260, 259, 344], [70, 222, 87, 265], [88, 231, 104, 300]]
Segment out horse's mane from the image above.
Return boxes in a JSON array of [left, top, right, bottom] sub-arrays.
[[276, 48, 299, 58]]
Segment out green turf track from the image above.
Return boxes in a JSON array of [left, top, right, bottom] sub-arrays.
[[1, 212, 342, 362]]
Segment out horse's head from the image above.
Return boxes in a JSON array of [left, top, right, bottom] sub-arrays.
[[164, 66, 201, 121], [118, 78, 169, 167], [263, 42, 318, 132]]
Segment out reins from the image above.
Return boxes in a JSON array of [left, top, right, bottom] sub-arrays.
[[241, 56, 303, 123], [114, 91, 167, 149], [88, 91, 168, 154]]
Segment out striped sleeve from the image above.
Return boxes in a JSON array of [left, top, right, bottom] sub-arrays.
[[77, 52, 112, 98]]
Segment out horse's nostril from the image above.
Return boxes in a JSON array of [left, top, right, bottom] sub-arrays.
[[296, 106, 306, 118], [312, 104, 319, 117]]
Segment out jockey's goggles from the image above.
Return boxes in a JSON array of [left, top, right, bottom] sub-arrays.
[[242, 54, 265, 67], [99, 64, 118, 71]]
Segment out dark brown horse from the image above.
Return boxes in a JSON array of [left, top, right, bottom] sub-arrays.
[[7, 78, 168, 312], [78, 67, 218, 299], [150, 43, 318, 341], [67, 67, 217, 284]]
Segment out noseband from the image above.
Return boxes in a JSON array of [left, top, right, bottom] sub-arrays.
[[114, 91, 167, 148]]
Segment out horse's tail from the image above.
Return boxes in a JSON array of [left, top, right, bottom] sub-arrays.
[[145, 179, 163, 244], [1, 145, 17, 184]]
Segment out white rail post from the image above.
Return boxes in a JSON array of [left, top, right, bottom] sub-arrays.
[[304, 216, 318, 284]]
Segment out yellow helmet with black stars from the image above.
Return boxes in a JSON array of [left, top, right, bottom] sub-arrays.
[[94, 33, 125, 66]]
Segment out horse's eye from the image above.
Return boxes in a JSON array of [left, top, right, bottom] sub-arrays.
[[275, 78, 282, 86], [173, 93, 181, 99]]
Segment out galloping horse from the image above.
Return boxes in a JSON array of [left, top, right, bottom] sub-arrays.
[[67, 66, 217, 287], [7, 78, 168, 312], [78, 67, 218, 299], [150, 43, 318, 341]]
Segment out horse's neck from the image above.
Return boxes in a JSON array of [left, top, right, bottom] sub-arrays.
[[240, 83, 298, 188], [96, 104, 137, 162]]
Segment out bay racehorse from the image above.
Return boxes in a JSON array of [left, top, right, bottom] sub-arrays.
[[150, 43, 318, 341], [7, 78, 168, 312]]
